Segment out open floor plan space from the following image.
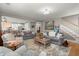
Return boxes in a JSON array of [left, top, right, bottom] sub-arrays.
[[0, 3, 79, 56]]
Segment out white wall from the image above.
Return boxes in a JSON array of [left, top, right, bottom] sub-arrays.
[[2, 16, 29, 23], [1, 16, 31, 31], [1, 16, 46, 32], [62, 15, 79, 26], [59, 15, 79, 38]]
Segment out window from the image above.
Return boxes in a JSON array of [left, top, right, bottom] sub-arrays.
[[12, 23, 18, 30]]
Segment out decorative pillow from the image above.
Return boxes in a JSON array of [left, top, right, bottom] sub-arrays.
[[32, 32, 35, 35], [48, 31, 56, 37], [43, 32, 47, 36], [56, 33, 62, 39]]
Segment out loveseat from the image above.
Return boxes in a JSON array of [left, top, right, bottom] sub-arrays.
[[23, 31, 35, 40], [43, 31, 65, 45]]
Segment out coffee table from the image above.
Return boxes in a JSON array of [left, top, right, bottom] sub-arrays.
[[7, 40, 21, 50], [34, 37, 50, 48]]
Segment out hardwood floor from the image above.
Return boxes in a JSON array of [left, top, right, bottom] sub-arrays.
[[68, 40, 79, 56]]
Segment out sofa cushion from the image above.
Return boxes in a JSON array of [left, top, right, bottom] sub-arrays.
[[15, 45, 27, 56], [0, 47, 13, 56], [5, 51, 19, 56]]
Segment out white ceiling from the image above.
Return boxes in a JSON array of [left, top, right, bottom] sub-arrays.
[[0, 3, 79, 21]]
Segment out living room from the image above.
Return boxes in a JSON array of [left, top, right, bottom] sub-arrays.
[[0, 3, 79, 56]]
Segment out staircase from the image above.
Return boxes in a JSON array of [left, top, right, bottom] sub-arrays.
[[60, 20, 79, 40]]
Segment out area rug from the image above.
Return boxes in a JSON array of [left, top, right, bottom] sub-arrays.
[[24, 39, 71, 56]]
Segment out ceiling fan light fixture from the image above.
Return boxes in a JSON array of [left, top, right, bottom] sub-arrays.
[[40, 7, 51, 15], [6, 3, 10, 5]]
